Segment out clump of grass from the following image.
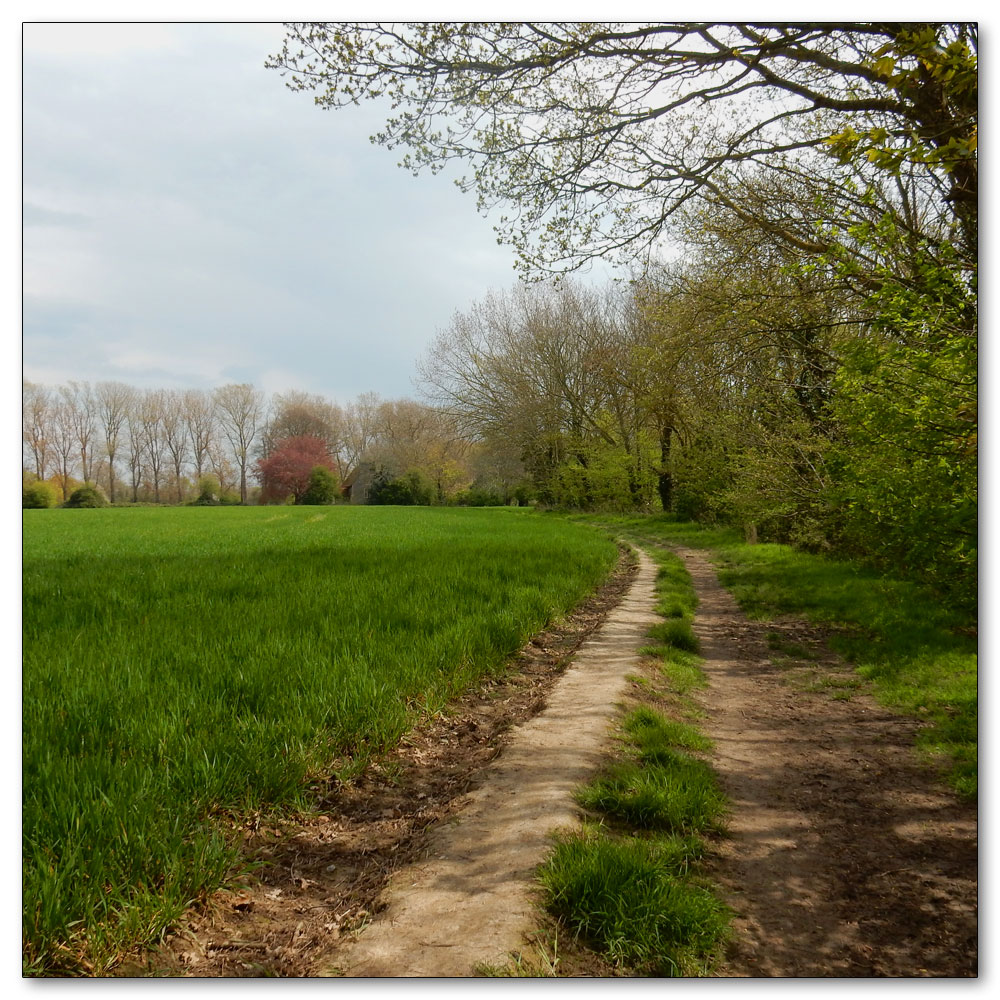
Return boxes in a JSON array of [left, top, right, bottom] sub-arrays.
[[645, 550, 701, 656], [649, 618, 700, 654], [658, 647, 708, 694], [624, 705, 712, 755], [578, 754, 725, 834], [538, 832, 728, 976]]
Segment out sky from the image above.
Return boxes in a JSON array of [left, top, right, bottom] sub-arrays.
[[21, 21, 558, 406], [20, 12, 984, 411]]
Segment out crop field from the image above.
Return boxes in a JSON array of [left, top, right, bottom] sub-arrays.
[[22, 505, 618, 975]]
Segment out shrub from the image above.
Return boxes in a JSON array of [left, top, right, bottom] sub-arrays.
[[64, 485, 109, 508], [512, 483, 536, 506], [23, 480, 58, 509], [191, 475, 221, 506], [368, 469, 434, 506], [300, 465, 339, 505], [453, 487, 506, 507]]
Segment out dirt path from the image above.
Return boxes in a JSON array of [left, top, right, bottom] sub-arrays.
[[137, 542, 977, 978], [317, 549, 660, 976], [676, 545, 978, 977]]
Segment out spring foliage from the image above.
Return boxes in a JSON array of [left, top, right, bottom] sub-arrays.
[[257, 434, 338, 504], [270, 21, 976, 606]]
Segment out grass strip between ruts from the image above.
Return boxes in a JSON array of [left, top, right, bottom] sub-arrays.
[[535, 547, 731, 977], [573, 513, 977, 801]]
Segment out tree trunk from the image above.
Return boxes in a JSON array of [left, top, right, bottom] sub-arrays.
[[657, 424, 673, 512]]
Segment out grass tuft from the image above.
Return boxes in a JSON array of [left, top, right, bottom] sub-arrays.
[[649, 618, 700, 653], [578, 753, 725, 834], [623, 705, 713, 755], [538, 832, 728, 976]]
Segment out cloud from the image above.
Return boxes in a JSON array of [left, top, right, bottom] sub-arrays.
[[21, 22, 527, 403], [22, 22, 182, 59], [22, 202, 92, 228]]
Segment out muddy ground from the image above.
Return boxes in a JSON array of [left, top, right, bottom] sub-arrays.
[[123, 542, 977, 978]]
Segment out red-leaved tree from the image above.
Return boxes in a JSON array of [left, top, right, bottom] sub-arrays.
[[257, 435, 337, 504]]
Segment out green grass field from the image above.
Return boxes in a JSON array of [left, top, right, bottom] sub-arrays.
[[22, 505, 618, 975]]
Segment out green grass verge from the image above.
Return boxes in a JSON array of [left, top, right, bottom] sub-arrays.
[[577, 755, 725, 834], [22, 506, 618, 975], [577, 513, 978, 801]]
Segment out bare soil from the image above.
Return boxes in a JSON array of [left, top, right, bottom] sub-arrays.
[[676, 545, 978, 978], [124, 541, 978, 979]]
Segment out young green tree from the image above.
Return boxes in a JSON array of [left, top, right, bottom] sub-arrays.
[[300, 465, 340, 505]]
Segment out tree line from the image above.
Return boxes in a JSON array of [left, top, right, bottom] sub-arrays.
[[22, 381, 513, 509], [265, 21, 976, 606], [23, 23, 975, 610]]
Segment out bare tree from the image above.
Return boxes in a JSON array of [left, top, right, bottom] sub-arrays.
[[137, 389, 167, 503], [421, 281, 672, 507], [369, 399, 472, 500], [262, 390, 343, 455], [207, 436, 237, 497], [161, 390, 190, 503], [49, 394, 79, 500], [214, 383, 265, 504], [95, 381, 135, 504], [338, 391, 382, 482], [125, 402, 145, 503], [64, 381, 98, 484], [183, 389, 216, 483], [22, 381, 52, 481]]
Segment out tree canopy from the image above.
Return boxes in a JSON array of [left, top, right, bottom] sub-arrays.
[[257, 435, 338, 505], [267, 22, 976, 274]]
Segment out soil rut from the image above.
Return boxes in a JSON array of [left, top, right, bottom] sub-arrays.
[[676, 545, 977, 977]]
